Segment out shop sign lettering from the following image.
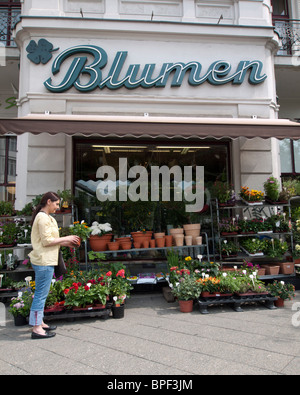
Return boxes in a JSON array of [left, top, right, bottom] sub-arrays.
[[41, 45, 267, 93]]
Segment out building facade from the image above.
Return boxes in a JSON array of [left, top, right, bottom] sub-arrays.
[[0, 0, 300, 228]]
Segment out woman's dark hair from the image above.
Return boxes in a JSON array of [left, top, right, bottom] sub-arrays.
[[31, 191, 60, 225]]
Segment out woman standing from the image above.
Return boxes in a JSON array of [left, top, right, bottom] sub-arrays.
[[29, 191, 80, 339]]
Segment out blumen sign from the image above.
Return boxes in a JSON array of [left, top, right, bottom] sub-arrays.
[[28, 43, 267, 92]]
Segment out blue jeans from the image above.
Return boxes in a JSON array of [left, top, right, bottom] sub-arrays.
[[29, 265, 54, 326]]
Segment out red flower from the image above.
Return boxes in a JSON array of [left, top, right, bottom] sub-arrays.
[[106, 271, 112, 277], [64, 289, 70, 295], [84, 285, 90, 291], [116, 269, 125, 278]]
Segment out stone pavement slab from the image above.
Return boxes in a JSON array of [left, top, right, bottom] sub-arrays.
[[1, 291, 300, 376]]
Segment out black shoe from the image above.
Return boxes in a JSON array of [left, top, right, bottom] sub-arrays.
[[31, 331, 56, 339], [43, 325, 57, 331]]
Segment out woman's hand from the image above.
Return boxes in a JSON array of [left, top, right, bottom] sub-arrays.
[[60, 235, 81, 247]]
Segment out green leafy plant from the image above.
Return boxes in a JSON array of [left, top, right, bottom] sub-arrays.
[[0, 201, 15, 216], [212, 181, 234, 204], [264, 176, 280, 202], [170, 272, 201, 301]]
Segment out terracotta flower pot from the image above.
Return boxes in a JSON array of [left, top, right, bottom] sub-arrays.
[[274, 297, 285, 307], [174, 234, 184, 246], [149, 239, 156, 248], [108, 242, 119, 251], [178, 299, 193, 313], [185, 235, 193, 246], [165, 235, 173, 247], [89, 234, 113, 251], [156, 237, 165, 248]]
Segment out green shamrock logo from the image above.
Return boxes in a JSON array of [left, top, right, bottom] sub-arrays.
[[26, 38, 59, 65]]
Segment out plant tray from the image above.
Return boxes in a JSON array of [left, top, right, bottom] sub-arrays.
[[240, 198, 263, 206], [240, 247, 264, 257], [197, 293, 277, 314], [44, 306, 111, 321]]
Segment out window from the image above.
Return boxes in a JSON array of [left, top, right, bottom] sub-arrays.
[[73, 138, 230, 232], [0, 136, 16, 203], [280, 139, 300, 178], [272, 0, 289, 18], [0, 0, 21, 47]]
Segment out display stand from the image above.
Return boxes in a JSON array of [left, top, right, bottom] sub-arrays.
[[197, 293, 278, 314]]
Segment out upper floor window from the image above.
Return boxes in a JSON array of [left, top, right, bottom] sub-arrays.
[[272, 0, 289, 19], [0, 0, 21, 47]]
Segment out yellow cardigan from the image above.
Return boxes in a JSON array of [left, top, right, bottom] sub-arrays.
[[29, 212, 60, 266]]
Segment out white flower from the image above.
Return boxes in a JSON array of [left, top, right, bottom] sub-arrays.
[[222, 272, 227, 277], [197, 255, 203, 261], [242, 270, 247, 275], [113, 296, 118, 301], [249, 274, 253, 279], [205, 274, 209, 279], [233, 266, 237, 270], [86, 283, 92, 289], [280, 281, 285, 285], [223, 240, 227, 244]]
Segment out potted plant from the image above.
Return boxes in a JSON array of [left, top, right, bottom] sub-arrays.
[[264, 176, 280, 203], [57, 189, 74, 212], [9, 290, 33, 326], [240, 238, 264, 256], [197, 275, 221, 297], [88, 221, 113, 251], [219, 218, 239, 235], [262, 238, 289, 258], [234, 271, 268, 295], [221, 240, 239, 258], [170, 272, 201, 312], [0, 201, 15, 217], [211, 180, 235, 206], [0, 221, 18, 246], [240, 186, 264, 205], [68, 220, 91, 245], [267, 280, 296, 307]]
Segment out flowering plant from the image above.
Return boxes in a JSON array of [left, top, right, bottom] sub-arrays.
[[197, 275, 221, 294], [264, 176, 280, 202], [240, 186, 264, 202], [68, 220, 90, 242], [9, 291, 33, 317], [63, 277, 110, 307], [267, 280, 296, 300], [110, 268, 133, 304], [89, 221, 112, 237]]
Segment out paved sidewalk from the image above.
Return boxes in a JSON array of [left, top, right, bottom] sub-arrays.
[[1, 291, 300, 375]]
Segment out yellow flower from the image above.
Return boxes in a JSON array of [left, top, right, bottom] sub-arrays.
[[185, 256, 192, 261]]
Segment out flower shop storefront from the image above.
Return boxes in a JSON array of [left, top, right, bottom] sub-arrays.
[[1, 116, 300, 319]]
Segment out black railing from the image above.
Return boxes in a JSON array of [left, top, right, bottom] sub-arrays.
[[273, 18, 300, 54], [0, 6, 21, 47]]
